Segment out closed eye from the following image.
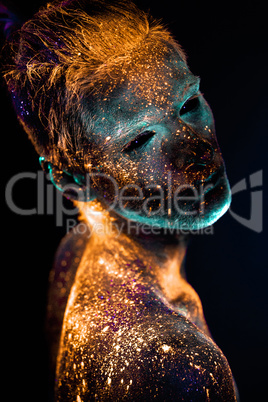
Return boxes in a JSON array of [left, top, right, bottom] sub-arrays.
[[122, 130, 156, 153], [180, 95, 201, 116]]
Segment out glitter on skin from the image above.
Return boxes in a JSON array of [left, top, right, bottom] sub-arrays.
[[51, 42, 237, 402], [79, 50, 231, 231], [54, 212, 237, 400], [3, 0, 237, 399]]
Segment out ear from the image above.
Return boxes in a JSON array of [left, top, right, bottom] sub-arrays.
[[39, 157, 96, 201]]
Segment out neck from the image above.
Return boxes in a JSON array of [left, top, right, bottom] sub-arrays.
[[78, 200, 209, 334], [125, 229, 209, 334], [79, 198, 188, 267], [128, 226, 189, 298]]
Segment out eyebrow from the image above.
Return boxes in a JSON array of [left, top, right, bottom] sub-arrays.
[[113, 114, 157, 141], [112, 75, 201, 141], [181, 76, 200, 100]]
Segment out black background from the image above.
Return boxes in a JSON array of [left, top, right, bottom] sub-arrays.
[[2, 0, 267, 400]]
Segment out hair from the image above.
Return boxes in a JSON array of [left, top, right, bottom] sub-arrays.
[[2, 0, 186, 170]]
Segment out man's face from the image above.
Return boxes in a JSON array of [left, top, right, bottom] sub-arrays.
[[82, 50, 231, 230]]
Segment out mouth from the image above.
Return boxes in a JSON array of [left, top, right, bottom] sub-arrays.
[[170, 163, 231, 228], [196, 165, 226, 193], [172, 164, 227, 214], [174, 164, 225, 199]]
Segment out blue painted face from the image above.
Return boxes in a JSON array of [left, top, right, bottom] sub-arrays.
[[82, 50, 231, 230]]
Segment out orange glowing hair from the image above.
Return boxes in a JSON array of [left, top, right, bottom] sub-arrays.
[[3, 0, 186, 169]]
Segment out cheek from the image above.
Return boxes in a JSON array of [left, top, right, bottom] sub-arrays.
[[198, 98, 215, 128], [91, 150, 185, 210], [87, 146, 167, 209], [86, 143, 230, 229], [86, 116, 228, 220], [87, 152, 140, 204], [92, 137, 222, 196], [183, 99, 216, 142]]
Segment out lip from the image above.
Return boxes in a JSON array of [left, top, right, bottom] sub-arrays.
[[174, 166, 226, 205], [196, 166, 225, 191]]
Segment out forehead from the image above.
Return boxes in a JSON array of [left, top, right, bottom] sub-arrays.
[[122, 52, 190, 107], [99, 50, 198, 127]]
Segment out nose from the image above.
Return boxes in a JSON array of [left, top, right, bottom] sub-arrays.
[[175, 136, 215, 169], [161, 125, 215, 169]]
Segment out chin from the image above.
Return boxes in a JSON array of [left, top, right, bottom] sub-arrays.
[[111, 174, 232, 233], [167, 177, 232, 231], [124, 177, 231, 232], [176, 178, 231, 230], [178, 199, 231, 231]]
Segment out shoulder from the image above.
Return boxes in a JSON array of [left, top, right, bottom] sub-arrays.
[[48, 222, 91, 309], [50, 222, 91, 294], [46, 223, 91, 370], [122, 318, 237, 401], [56, 293, 237, 401], [141, 326, 236, 400]]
